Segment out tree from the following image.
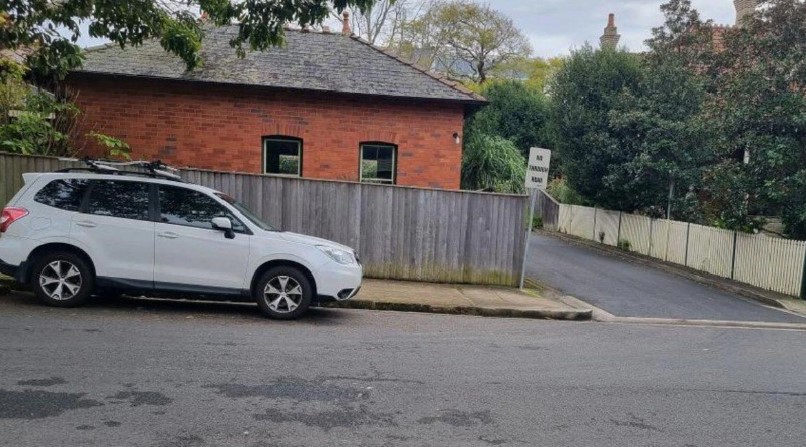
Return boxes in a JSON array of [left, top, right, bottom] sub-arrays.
[[1, 0, 385, 82], [548, 45, 643, 208], [337, 0, 415, 46], [461, 133, 526, 194], [465, 80, 551, 159], [488, 56, 564, 92], [705, 0, 806, 237], [397, 0, 531, 83], [603, 0, 716, 218]]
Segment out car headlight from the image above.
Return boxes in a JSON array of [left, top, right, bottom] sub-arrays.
[[317, 245, 357, 265]]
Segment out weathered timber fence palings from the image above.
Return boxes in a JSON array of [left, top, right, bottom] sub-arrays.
[[1, 152, 528, 286], [553, 200, 806, 298], [535, 189, 560, 231]]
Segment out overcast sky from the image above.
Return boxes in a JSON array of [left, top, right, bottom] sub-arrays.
[[75, 0, 737, 58], [498, 0, 736, 57]]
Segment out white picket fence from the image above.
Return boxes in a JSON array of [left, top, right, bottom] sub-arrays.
[[557, 204, 806, 298]]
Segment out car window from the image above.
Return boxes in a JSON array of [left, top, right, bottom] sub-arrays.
[[215, 193, 275, 231], [86, 180, 150, 221], [33, 179, 90, 212], [158, 185, 246, 232]]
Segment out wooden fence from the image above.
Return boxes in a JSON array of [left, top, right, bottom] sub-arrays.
[[556, 203, 806, 298], [1, 152, 528, 286], [534, 189, 560, 231]]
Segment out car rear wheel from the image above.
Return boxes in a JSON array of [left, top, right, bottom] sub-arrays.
[[255, 266, 312, 320], [32, 252, 94, 308]]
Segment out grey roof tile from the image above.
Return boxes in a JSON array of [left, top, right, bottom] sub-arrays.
[[76, 26, 484, 103]]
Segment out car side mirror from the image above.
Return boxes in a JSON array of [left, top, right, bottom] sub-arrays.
[[211, 217, 235, 239]]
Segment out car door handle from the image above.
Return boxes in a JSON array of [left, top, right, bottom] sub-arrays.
[[158, 231, 179, 239], [75, 221, 97, 228]]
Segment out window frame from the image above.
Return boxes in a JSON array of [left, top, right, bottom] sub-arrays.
[[262, 136, 303, 177], [359, 142, 398, 185], [80, 179, 154, 222], [33, 178, 91, 212], [155, 184, 252, 235]]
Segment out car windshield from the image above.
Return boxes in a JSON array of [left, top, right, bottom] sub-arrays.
[[215, 193, 276, 231]]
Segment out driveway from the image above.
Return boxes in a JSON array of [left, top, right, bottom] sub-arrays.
[[526, 233, 806, 323]]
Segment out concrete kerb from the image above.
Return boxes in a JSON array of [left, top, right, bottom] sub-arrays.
[[321, 298, 593, 321], [539, 230, 804, 313]]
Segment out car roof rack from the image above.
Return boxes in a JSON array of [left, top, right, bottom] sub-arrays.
[[55, 158, 185, 182]]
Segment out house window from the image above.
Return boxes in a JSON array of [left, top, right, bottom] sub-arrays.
[[263, 137, 302, 176], [360, 143, 396, 184]]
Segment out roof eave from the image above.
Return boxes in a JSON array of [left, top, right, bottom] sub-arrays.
[[67, 71, 488, 106]]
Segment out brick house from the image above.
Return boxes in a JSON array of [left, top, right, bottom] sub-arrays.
[[67, 23, 485, 190]]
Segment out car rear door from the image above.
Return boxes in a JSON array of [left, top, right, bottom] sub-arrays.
[[70, 179, 155, 286], [153, 185, 251, 293]]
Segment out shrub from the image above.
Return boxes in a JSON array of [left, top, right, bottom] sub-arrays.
[[546, 177, 586, 205], [532, 215, 543, 229], [461, 133, 526, 194]]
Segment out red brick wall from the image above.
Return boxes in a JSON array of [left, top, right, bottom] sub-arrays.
[[68, 75, 466, 189]]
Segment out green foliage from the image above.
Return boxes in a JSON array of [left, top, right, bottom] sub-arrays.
[[0, 76, 28, 114], [548, 45, 643, 207], [532, 215, 543, 230], [466, 81, 551, 159], [487, 56, 565, 92], [461, 133, 526, 194], [617, 239, 631, 251], [1, 0, 384, 80], [89, 131, 131, 160], [546, 178, 585, 205], [704, 0, 806, 237], [396, 0, 531, 83], [0, 78, 78, 156]]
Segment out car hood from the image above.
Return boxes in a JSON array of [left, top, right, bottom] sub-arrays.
[[278, 231, 354, 252]]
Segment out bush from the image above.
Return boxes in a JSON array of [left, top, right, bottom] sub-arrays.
[[617, 239, 631, 251], [546, 177, 585, 205], [0, 80, 78, 156], [461, 133, 526, 194], [532, 215, 543, 229], [465, 81, 551, 159]]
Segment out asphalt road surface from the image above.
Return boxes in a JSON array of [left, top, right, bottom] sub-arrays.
[[1, 291, 806, 447], [527, 233, 806, 323]]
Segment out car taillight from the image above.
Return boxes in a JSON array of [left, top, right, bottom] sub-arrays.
[[0, 207, 28, 233]]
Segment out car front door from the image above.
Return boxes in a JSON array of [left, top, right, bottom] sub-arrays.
[[153, 185, 251, 292], [70, 179, 155, 286]]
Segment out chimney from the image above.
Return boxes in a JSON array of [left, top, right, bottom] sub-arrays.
[[342, 11, 352, 36], [734, 0, 759, 26], [600, 13, 621, 49]]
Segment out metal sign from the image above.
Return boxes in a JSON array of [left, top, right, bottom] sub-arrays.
[[525, 148, 551, 190], [520, 147, 552, 290]]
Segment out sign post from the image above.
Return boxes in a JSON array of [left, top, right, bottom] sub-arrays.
[[519, 148, 551, 290]]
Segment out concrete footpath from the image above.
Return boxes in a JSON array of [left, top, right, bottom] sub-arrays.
[[0, 275, 592, 321], [324, 279, 592, 320]]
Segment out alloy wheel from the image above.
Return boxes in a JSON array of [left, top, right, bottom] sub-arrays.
[[263, 275, 303, 313], [39, 260, 83, 301]]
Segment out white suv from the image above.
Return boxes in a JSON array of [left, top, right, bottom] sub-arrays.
[[0, 166, 362, 319]]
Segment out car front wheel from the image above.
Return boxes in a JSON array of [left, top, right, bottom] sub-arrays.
[[32, 252, 94, 308], [255, 266, 313, 320]]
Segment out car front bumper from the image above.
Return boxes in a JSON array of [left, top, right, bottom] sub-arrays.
[[313, 261, 363, 301]]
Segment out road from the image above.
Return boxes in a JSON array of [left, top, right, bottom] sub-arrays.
[[2, 291, 806, 446], [526, 233, 806, 323]]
